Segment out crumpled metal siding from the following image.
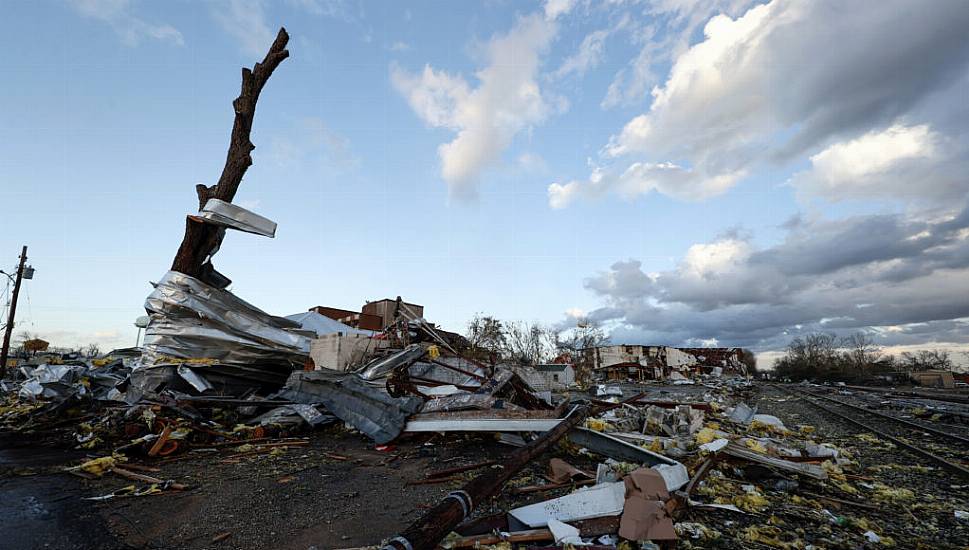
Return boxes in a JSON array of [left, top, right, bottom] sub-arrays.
[[277, 370, 423, 444], [194, 199, 277, 237], [141, 270, 311, 367]]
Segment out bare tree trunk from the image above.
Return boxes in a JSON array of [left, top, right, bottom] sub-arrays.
[[170, 28, 290, 286]]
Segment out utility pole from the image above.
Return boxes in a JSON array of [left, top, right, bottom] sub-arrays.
[[0, 246, 28, 377]]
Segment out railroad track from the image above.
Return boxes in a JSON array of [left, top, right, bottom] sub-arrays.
[[772, 384, 969, 479], [841, 384, 969, 406]]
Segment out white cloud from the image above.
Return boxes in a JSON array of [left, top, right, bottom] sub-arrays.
[[601, 0, 754, 109], [390, 41, 410, 52], [268, 117, 358, 170], [557, 0, 969, 207], [548, 163, 607, 209], [391, 65, 470, 129], [547, 160, 745, 207], [211, 0, 275, 57], [286, 0, 351, 19], [548, 180, 582, 209], [685, 337, 720, 347], [392, 14, 559, 197], [809, 124, 936, 180], [681, 238, 751, 278], [614, 162, 745, 201], [544, 0, 576, 21], [518, 152, 548, 173], [68, 0, 184, 46], [565, 307, 586, 319], [553, 29, 609, 79], [790, 123, 968, 204], [604, 2, 775, 163]]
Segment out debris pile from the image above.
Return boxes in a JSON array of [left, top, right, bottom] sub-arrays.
[[5, 339, 969, 548]]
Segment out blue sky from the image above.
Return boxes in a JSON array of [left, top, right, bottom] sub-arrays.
[[2, 0, 968, 365]]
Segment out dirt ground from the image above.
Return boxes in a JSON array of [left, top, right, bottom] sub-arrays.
[[0, 440, 119, 550], [2, 426, 572, 550], [88, 429, 524, 549]]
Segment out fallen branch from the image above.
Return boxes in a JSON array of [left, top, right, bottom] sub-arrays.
[[117, 463, 161, 473], [406, 476, 462, 486], [426, 460, 498, 479], [111, 467, 188, 491]]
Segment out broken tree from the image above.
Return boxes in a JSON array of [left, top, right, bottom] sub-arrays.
[[136, 27, 313, 387], [170, 28, 290, 288]]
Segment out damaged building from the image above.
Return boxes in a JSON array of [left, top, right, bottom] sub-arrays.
[[581, 345, 749, 382], [309, 298, 424, 332]]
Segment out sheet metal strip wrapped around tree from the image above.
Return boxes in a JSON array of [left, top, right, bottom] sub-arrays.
[[141, 270, 311, 368]]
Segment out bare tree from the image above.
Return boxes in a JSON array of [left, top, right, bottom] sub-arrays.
[[900, 349, 953, 372], [553, 319, 607, 356], [503, 321, 556, 365], [841, 332, 881, 375], [774, 332, 840, 381], [553, 319, 608, 380], [466, 314, 505, 360], [84, 343, 101, 359]]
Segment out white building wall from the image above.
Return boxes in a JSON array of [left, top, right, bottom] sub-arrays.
[[310, 333, 388, 371]]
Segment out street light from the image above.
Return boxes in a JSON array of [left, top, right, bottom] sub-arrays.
[[0, 266, 34, 281], [134, 316, 150, 347]]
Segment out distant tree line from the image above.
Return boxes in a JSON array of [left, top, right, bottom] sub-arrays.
[[773, 331, 956, 382], [464, 314, 607, 367]]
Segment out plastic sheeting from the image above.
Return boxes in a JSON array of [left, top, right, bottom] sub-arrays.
[[141, 270, 311, 369]]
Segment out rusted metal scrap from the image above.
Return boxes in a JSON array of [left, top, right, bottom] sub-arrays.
[[381, 405, 590, 550]]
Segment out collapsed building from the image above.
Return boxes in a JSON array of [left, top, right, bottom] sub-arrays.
[[580, 345, 749, 382]]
